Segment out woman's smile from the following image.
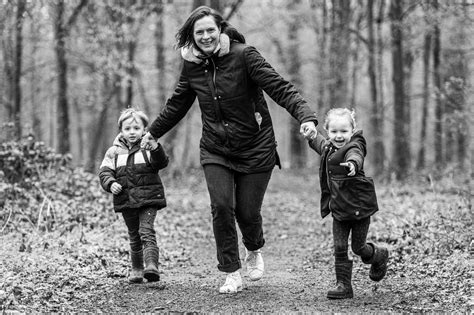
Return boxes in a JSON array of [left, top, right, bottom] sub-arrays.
[[193, 16, 220, 55]]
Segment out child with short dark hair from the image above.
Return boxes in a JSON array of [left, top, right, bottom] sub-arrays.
[[99, 108, 169, 283], [306, 108, 389, 299]]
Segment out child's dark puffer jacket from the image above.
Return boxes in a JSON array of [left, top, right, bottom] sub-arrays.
[[98, 135, 169, 212], [309, 130, 378, 221]]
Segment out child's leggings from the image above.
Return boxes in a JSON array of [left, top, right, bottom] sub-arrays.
[[333, 217, 373, 263]]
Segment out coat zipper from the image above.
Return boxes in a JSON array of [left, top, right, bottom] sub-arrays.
[[208, 58, 229, 144], [326, 147, 333, 212]]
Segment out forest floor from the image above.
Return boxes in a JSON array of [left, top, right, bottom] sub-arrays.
[[0, 169, 472, 313]]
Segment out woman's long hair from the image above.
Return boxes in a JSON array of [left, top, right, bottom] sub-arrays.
[[176, 6, 245, 49]]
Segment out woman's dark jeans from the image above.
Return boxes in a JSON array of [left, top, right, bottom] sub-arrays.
[[203, 164, 272, 273], [122, 207, 158, 253]]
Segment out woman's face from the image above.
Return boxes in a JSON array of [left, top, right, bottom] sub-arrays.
[[193, 16, 220, 56]]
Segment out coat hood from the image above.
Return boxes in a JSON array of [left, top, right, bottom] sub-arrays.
[[181, 33, 230, 64]]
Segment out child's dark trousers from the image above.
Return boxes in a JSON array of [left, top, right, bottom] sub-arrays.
[[333, 217, 373, 262], [122, 206, 158, 252]]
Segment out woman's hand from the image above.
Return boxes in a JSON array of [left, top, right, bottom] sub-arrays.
[[110, 182, 122, 195], [141, 132, 157, 150], [340, 162, 356, 176], [300, 121, 317, 139]]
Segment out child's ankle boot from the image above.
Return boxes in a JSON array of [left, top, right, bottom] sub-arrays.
[[327, 261, 354, 299], [129, 249, 144, 283], [362, 243, 389, 281], [143, 247, 160, 282]]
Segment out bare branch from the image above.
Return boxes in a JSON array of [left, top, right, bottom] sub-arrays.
[[223, 0, 244, 21], [65, 0, 88, 32]]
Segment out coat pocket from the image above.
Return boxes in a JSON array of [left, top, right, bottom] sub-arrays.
[[330, 176, 378, 220]]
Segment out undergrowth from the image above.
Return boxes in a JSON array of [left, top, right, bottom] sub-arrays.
[[0, 139, 471, 312]]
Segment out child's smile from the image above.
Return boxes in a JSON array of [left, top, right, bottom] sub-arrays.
[[327, 116, 354, 148]]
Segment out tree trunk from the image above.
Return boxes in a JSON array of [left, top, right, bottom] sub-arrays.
[[125, 40, 136, 107], [85, 76, 114, 172], [29, 11, 42, 138], [403, 47, 414, 168], [368, 0, 384, 174], [311, 0, 328, 115], [286, 0, 305, 168], [376, 0, 386, 162], [417, 29, 431, 169], [51, 0, 88, 153], [350, 2, 363, 109], [432, 0, 443, 166], [390, 0, 409, 179], [12, 0, 26, 139], [328, 0, 350, 108], [154, 6, 166, 108], [53, 4, 70, 154]]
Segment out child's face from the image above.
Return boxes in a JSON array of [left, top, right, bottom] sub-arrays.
[[121, 116, 145, 145], [327, 115, 354, 148]]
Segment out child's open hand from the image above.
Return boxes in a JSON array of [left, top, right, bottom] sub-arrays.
[[340, 162, 356, 176], [110, 182, 122, 195]]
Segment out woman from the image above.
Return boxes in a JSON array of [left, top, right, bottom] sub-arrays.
[[141, 6, 318, 293]]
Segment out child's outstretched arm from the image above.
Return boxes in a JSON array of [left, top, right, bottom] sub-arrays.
[[343, 148, 364, 176]]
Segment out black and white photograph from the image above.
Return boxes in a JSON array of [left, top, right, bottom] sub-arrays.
[[0, 0, 471, 312]]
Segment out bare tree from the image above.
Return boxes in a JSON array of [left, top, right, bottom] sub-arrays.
[[1, 0, 26, 139], [368, 0, 385, 174], [50, 0, 88, 154], [328, 0, 351, 108], [432, 0, 443, 166], [417, 0, 432, 169], [390, 0, 410, 178], [287, 0, 306, 168]]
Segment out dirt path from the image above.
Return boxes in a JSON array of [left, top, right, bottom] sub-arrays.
[[1, 170, 469, 312], [63, 171, 403, 312]]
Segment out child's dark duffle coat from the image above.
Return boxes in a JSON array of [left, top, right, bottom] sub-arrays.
[[98, 135, 169, 212], [309, 130, 378, 221]]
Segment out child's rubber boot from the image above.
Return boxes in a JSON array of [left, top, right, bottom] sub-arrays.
[[129, 250, 144, 283], [143, 247, 160, 282], [362, 243, 389, 281], [327, 261, 354, 299]]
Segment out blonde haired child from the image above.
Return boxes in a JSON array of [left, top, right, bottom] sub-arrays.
[[306, 108, 389, 299], [99, 108, 169, 283]]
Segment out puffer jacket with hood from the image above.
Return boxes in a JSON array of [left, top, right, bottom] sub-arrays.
[[148, 34, 318, 173], [98, 135, 169, 212], [308, 130, 379, 221]]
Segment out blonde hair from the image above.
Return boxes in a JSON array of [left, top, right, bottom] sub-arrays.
[[324, 108, 356, 130], [117, 108, 149, 130]]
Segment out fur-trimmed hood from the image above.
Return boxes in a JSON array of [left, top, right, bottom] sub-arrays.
[[181, 33, 230, 64]]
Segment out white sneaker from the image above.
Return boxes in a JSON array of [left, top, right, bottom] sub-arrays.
[[245, 249, 264, 281], [219, 270, 243, 294]]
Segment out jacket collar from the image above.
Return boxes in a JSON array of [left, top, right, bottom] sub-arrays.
[[181, 33, 230, 64], [114, 134, 142, 152]]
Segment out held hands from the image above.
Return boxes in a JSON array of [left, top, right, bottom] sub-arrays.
[[340, 162, 356, 176], [110, 182, 122, 195], [140, 132, 158, 151], [300, 121, 317, 140]]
